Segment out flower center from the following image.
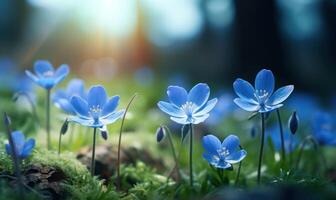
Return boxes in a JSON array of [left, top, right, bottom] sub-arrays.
[[181, 101, 197, 118], [89, 105, 102, 121], [43, 70, 54, 77], [217, 147, 230, 160], [255, 89, 269, 103]]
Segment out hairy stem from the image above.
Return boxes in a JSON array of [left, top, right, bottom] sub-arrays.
[[276, 109, 286, 165], [91, 127, 97, 176], [257, 113, 265, 184], [117, 94, 137, 190]]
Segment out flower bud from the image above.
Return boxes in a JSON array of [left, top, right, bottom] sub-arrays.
[[100, 126, 108, 140], [288, 111, 299, 135], [60, 119, 69, 135], [156, 126, 166, 143]]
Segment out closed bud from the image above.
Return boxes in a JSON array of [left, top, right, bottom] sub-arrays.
[[61, 119, 69, 135], [100, 126, 108, 140], [156, 126, 166, 143], [288, 111, 299, 135]]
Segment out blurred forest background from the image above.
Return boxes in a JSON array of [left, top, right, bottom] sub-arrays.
[[1, 0, 336, 98]]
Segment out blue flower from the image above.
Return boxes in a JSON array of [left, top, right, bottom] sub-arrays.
[[5, 131, 36, 159], [233, 69, 294, 113], [69, 85, 125, 128], [267, 126, 298, 153], [53, 79, 87, 115], [157, 83, 217, 125], [202, 134, 247, 169], [312, 112, 336, 146], [25, 60, 69, 90]]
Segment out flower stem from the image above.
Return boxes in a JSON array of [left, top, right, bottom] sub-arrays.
[[46, 89, 51, 150], [58, 129, 62, 156], [163, 126, 181, 181], [189, 123, 194, 186], [276, 109, 286, 165], [295, 136, 326, 172], [3, 112, 24, 198], [91, 127, 97, 176], [235, 145, 243, 186], [117, 94, 137, 190], [257, 113, 265, 184]]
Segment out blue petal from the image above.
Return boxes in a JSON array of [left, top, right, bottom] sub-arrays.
[[260, 104, 283, 113], [233, 78, 257, 103], [167, 86, 188, 107], [54, 64, 69, 85], [202, 134, 221, 155], [203, 153, 219, 166], [170, 116, 189, 125], [54, 98, 75, 115], [34, 60, 53, 77], [71, 96, 90, 118], [88, 85, 107, 109], [215, 161, 232, 169], [234, 98, 260, 112], [157, 101, 185, 117], [38, 78, 56, 90], [69, 116, 96, 127], [192, 113, 210, 124], [20, 138, 35, 159], [53, 90, 67, 100], [187, 83, 210, 107], [255, 69, 274, 95], [25, 70, 39, 83], [5, 143, 11, 155], [222, 134, 240, 153], [225, 150, 247, 164], [11, 131, 25, 155], [100, 110, 125, 125], [194, 98, 217, 117], [66, 79, 85, 98], [267, 85, 294, 106], [101, 96, 120, 117]]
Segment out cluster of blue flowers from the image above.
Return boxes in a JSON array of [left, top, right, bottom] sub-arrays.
[[5, 61, 336, 188]]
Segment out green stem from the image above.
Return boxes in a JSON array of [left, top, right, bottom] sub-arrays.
[[276, 109, 286, 165], [91, 127, 97, 176], [58, 129, 62, 155], [46, 89, 51, 150], [189, 124, 194, 186], [235, 145, 243, 186], [295, 136, 326, 172], [257, 113, 265, 184], [117, 94, 137, 190], [163, 126, 181, 181], [68, 123, 75, 145]]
